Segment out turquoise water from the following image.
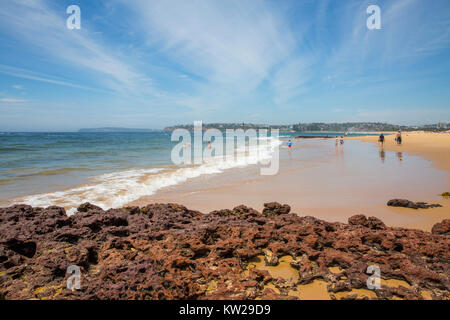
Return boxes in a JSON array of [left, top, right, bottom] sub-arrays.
[[0, 131, 378, 211], [0, 132, 174, 200]]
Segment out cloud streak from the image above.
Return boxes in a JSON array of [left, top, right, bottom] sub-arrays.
[[0, 64, 102, 92], [0, 0, 150, 94], [120, 0, 304, 97], [0, 98, 27, 103]]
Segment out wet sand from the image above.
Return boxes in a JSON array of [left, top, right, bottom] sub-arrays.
[[350, 131, 450, 171], [129, 135, 450, 231]]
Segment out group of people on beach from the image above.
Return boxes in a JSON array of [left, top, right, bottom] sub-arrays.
[[378, 130, 402, 146], [335, 136, 344, 146]]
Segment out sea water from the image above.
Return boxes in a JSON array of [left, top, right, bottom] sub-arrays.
[[0, 131, 375, 213]]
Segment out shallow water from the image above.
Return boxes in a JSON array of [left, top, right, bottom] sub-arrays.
[[245, 255, 298, 283], [130, 138, 450, 230], [0, 131, 282, 212], [0, 132, 174, 201], [1, 133, 448, 226]]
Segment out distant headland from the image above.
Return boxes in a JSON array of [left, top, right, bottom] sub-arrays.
[[162, 122, 449, 132], [78, 127, 159, 133]]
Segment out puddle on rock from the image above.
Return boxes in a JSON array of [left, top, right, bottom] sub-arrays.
[[421, 290, 433, 300], [245, 255, 299, 282], [288, 280, 331, 300], [333, 288, 378, 300], [328, 266, 344, 274], [381, 278, 411, 288]]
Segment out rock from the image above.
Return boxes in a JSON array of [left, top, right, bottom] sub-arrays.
[[348, 215, 368, 227], [0, 203, 448, 300], [77, 202, 103, 213], [262, 249, 278, 266], [2, 238, 36, 258], [432, 219, 450, 235], [232, 205, 260, 217], [367, 216, 386, 230], [348, 215, 385, 230], [262, 202, 291, 216], [387, 199, 442, 209]]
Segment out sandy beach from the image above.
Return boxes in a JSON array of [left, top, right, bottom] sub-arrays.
[[129, 132, 450, 231], [350, 131, 450, 171]]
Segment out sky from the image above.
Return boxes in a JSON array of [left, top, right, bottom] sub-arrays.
[[0, 0, 449, 131]]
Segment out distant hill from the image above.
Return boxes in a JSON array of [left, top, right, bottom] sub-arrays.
[[78, 127, 159, 133]]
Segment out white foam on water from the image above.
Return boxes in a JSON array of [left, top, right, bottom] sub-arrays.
[[16, 137, 281, 214]]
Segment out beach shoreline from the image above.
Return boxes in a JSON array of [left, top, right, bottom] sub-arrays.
[[1, 131, 448, 231], [127, 132, 449, 232], [1, 132, 449, 300]]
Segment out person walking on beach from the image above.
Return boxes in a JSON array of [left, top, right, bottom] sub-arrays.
[[335, 136, 339, 146], [378, 133, 385, 146], [395, 131, 402, 145], [287, 140, 292, 149], [340, 136, 344, 145]]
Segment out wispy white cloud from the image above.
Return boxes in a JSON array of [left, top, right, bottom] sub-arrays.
[[325, 0, 450, 79], [271, 57, 313, 105], [0, 0, 151, 94], [0, 98, 27, 103], [0, 64, 102, 91], [120, 0, 303, 97]]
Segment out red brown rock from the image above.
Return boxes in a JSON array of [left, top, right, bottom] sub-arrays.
[[432, 219, 450, 235], [0, 203, 448, 300], [387, 199, 442, 209]]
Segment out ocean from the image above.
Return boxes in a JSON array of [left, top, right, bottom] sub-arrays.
[[0, 131, 377, 213]]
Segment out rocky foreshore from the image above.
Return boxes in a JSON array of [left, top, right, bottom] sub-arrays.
[[0, 202, 449, 300]]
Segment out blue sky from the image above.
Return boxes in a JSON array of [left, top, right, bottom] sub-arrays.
[[0, 0, 449, 131]]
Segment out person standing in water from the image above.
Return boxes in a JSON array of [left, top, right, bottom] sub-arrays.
[[335, 136, 339, 146], [287, 140, 292, 149], [340, 136, 344, 145]]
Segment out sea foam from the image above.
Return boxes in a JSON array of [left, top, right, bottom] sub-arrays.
[[17, 137, 281, 215]]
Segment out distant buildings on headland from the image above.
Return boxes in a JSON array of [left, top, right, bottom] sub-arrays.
[[162, 122, 449, 133]]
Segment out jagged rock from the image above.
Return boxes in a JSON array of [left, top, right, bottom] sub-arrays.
[[348, 215, 385, 230], [348, 215, 369, 227], [262, 202, 291, 216], [232, 205, 260, 217], [367, 216, 386, 230], [77, 202, 103, 213], [387, 199, 443, 209], [432, 219, 450, 235], [262, 249, 278, 266], [0, 203, 448, 300]]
